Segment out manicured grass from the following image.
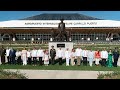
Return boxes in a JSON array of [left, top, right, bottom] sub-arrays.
[[0, 63, 120, 71]]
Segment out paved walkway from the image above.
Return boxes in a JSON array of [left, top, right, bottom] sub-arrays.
[[4, 69, 112, 79]]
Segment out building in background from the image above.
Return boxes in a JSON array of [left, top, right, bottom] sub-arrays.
[[0, 13, 120, 44]]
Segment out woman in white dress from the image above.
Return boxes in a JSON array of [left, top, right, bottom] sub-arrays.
[[70, 49, 75, 66], [43, 50, 49, 66], [88, 49, 94, 67], [65, 48, 70, 66], [21, 48, 27, 66]]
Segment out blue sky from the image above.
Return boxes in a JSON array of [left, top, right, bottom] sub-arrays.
[[0, 11, 120, 21]]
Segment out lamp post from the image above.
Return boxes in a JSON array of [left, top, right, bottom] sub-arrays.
[[96, 37, 98, 40], [38, 38, 40, 44], [87, 37, 90, 41], [38, 38, 40, 40], [111, 37, 113, 42]]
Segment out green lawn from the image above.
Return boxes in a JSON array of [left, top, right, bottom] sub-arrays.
[[0, 64, 120, 71]]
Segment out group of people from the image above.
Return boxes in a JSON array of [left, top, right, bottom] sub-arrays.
[[0, 46, 49, 66], [50, 46, 119, 67], [0, 45, 119, 67]]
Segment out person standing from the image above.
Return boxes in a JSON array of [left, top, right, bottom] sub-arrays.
[[113, 47, 119, 67], [70, 49, 75, 66], [88, 49, 94, 67], [56, 47, 64, 65], [94, 50, 101, 66], [16, 49, 22, 65], [43, 50, 49, 66], [106, 49, 113, 67], [0, 46, 2, 65], [27, 49, 32, 65], [9, 48, 16, 65], [82, 48, 88, 66], [50, 45, 56, 65], [101, 48, 108, 67], [31, 47, 37, 66], [6, 47, 10, 64], [21, 48, 27, 66], [75, 46, 82, 66], [37, 47, 44, 66], [0, 46, 6, 65], [65, 48, 70, 66]]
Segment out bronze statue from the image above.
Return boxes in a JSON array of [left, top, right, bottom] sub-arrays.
[[51, 19, 71, 42], [58, 19, 65, 32]]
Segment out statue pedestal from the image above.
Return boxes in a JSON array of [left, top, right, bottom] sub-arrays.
[[49, 41, 73, 55]]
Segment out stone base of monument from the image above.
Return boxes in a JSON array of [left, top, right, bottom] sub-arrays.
[[49, 41, 73, 54]]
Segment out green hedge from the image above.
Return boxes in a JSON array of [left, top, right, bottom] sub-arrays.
[[0, 69, 28, 79], [97, 71, 120, 79]]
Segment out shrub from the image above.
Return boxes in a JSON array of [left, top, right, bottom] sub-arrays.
[[0, 69, 28, 79], [97, 71, 120, 79]]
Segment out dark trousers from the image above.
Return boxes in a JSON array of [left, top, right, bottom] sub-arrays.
[[33, 57, 37, 65], [83, 57, 87, 66], [39, 57, 43, 65], [7, 56, 10, 64], [17, 56, 22, 65], [59, 58, 62, 65], [28, 57, 32, 65], [113, 58, 118, 67], [10, 56, 16, 64], [51, 57, 55, 65], [1, 56, 5, 65], [102, 59, 106, 67]]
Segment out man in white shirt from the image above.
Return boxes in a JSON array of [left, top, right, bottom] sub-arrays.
[[27, 49, 32, 65], [31, 47, 37, 66], [6, 47, 10, 64], [56, 47, 64, 65], [101, 48, 108, 67], [16, 49, 22, 65], [37, 47, 44, 66], [82, 48, 88, 66], [75, 46, 82, 66]]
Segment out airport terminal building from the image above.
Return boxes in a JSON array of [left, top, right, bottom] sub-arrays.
[[0, 13, 120, 44]]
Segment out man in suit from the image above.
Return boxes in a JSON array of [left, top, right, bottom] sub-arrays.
[[113, 47, 119, 67], [50, 45, 56, 65], [0, 46, 6, 65], [9, 48, 16, 65]]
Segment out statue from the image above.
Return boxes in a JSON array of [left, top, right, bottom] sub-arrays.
[[51, 19, 71, 42], [58, 19, 65, 32], [56, 19, 68, 41]]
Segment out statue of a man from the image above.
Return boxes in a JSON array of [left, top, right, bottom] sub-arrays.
[[55, 19, 68, 41], [58, 19, 65, 32]]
